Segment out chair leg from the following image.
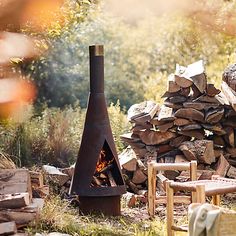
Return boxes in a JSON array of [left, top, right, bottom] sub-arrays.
[[196, 184, 206, 203], [166, 181, 174, 236], [212, 195, 220, 206], [148, 163, 156, 217]]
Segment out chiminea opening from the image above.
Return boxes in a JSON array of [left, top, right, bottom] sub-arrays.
[[92, 140, 124, 188], [69, 45, 126, 216]]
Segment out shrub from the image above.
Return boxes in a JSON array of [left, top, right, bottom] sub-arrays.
[[0, 101, 127, 167]]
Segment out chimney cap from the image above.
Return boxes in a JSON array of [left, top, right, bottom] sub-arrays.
[[89, 45, 104, 56]]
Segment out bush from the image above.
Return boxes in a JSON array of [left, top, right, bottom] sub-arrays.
[[0, 101, 127, 167]]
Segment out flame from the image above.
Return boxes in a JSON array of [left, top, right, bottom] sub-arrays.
[[95, 149, 114, 173]]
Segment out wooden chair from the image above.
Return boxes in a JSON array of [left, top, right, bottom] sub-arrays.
[[166, 175, 236, 236], [147, 160, 197, 217]]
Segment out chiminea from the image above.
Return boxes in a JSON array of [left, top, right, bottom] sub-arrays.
[[70, 45, 126, 216]]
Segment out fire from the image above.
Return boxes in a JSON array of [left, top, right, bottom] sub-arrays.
[[95, 150, 114, 173]]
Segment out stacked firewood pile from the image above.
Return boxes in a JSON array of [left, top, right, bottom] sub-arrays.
[[0, 169, 47, 235], [120, 61, 236, 196]]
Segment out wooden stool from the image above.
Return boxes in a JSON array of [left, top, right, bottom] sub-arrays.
[[147, 161, 197, 217], [166, 175, 236, 236]]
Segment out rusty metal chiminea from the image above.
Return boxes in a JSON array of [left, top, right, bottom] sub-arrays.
[[70, 45, 126, 216]]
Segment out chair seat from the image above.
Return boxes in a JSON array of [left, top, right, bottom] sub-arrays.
[[170, 179, 236, 196]]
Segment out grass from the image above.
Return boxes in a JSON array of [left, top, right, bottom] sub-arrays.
[[26, 194, 236, 236], [0, 151, 16, 169], [27, 196, 166, 236]]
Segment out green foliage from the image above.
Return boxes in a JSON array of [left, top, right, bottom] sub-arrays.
[[0, 102, 127, 167], [108, 101, 130, 152], [22, 2, 236, 109]]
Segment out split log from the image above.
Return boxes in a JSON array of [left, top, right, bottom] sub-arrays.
[[174, 118, 194, 126], [131, 123, 152, 132], [0, 169, 32, 198], [206, 84, 221, 97], [127, 101, 159, 122], [179, 142, 197, 161], [61, 163, 75, 178], [131, 148, 147, 158], [0, 222, 17, 235], [30, 171, 43, 189], [215, 154, 230, 177], [164, 170, 180, 180], [221, 81, 236, 111], [122, 192, 136, 208], [169, 135, 191, 147], [139, 130, 176, 145], [157, 150, 181, 161], [187, 60, 206, 92], [164, 101, 183, 109], [198, 170, 215, 180], [42, 165, 70, 186], [180, 140, 215, 164], [168, 96, 187, 104], [156, 121, 174, 132], [120, 133, 141, 144], [222, 63, 236, 90], [0, 193, 30, 209], [202, 124, 226, 136], [158, 105, 175, 122], [178, 130, 205, 140], [205, 107, 224, 124], [167, 73, 180, 93], [149, 117, 162, 125], [191, 72, 207, 94], [183, 102, 219, 111], [174, 108, 204, 122], [175, 64, 193, 88], [132, 168, 147, 184], [157, 144, 173, 154], [0, 198, 44, 227], [124, 178, 139, 194], [227, 165, 236, 178], [224, 127, 234, 147], [191, 84, 202, 99], [194, 140, 215, 164], [193, 94, 220, 104], [118, 147, 137, 172], [179, 124, 202, 131]]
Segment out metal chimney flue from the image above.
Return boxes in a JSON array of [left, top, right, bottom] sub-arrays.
[[70, 45, 126, 216]]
